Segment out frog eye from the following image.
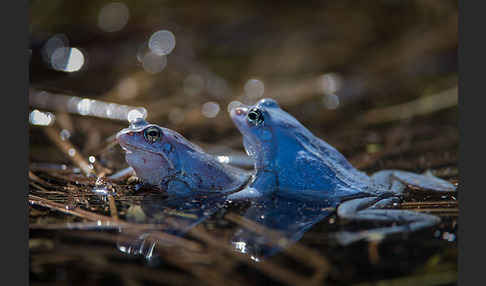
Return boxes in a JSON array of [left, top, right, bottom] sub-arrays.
[[143, 126, 162, 143], [247, 108, 264, 125]]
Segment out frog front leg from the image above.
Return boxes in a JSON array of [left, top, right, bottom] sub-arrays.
[[226, 170, 277, 201], [334, 194, 440, 245]]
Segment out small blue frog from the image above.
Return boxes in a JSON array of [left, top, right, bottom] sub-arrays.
[[116, 118, 250, 196], [228, 98, 456, 243]]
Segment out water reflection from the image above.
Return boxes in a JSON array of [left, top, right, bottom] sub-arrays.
[[117, 191, 339, 263], [230, 195, 339, 259], [117, 193, 227, 261]]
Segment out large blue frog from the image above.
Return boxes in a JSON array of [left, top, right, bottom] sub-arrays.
[[228, 98, 456, 243]]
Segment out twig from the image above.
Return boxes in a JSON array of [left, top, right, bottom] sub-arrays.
[[42, 125, 96, 177], [107, 195, 119, 219], [356, 87, 458, 125], [29, 194, 115, 222]]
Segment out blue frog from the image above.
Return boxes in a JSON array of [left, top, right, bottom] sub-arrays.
[[228, 98, 456, 244], [116, 118, 250, 196]]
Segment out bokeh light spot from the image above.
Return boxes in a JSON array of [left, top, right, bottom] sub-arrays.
[[183, 74, 204, 96], [322, 94, 340, 109], [168, 108, 185, 124], [29, 110, 55, 126], [201, 102, 220, 118], [142, 52, 167, 74], [148, 30, 176, 56], [51, 47, 85, 72], [319, 73, 342, 94], [98, 2, 130, 32], [244, 78, 265, 99], [42, 34, 69, 65], [127, 108, 147, 123]]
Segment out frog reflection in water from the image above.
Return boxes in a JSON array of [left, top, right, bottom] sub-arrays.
[[231, 196, 338, 258], [229, 98, 456, 244], [116, 118, 250, 196]]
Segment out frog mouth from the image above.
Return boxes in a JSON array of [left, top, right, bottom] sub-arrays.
[[119, 141, 174, 169]]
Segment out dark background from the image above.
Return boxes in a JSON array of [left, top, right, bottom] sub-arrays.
[[26, 1, 459, 285]]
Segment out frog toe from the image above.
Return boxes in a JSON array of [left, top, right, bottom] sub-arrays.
[[393, 170, 456, 193]]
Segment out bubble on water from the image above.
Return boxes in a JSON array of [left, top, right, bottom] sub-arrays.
[[201, 102, 220, 118], [142, 52, 167, 74], [89, 156, 96, 163], [98, 2, 130, 33], [244, 78, 265, 99], [183, 74, 204, 96], [322, 94, 340, 109], [148, 30, 176, 56]]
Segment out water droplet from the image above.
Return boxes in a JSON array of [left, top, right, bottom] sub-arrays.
[[127, 108, 147, 123], [68, 149, 76, 157], [60, 129, 71, 141]]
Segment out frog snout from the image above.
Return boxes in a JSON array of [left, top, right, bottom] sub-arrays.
[[232, 106, 248, 117], [116, 129, 134, 143]]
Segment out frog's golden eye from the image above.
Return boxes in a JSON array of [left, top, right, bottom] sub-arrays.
[[247, 108, 264, 125], [143, 126, 161, 143]]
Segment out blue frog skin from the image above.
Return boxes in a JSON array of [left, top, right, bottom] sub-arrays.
[[116, 118, 250, 196], [228, 98, 456, 244]]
